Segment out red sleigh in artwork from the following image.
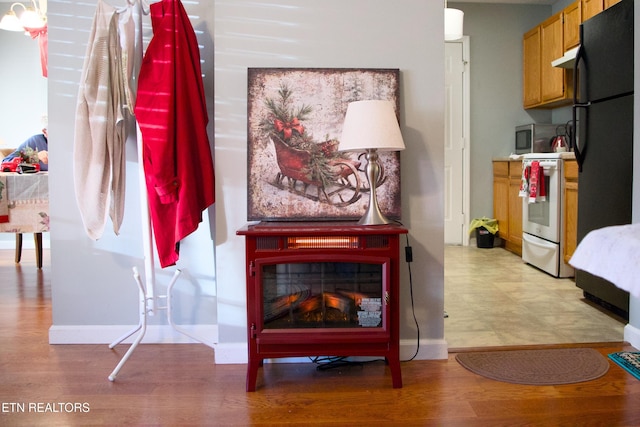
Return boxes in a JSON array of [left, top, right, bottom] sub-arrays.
[[260, 85, 389, 208], [270, 134, 363, 207]]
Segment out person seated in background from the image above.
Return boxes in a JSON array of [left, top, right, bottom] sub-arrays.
[[1, 127, 48, 171]]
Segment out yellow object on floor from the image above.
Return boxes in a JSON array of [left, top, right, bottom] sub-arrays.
[[468, 217, 498, 235]]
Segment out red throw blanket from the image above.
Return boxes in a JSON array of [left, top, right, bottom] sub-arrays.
[[134, 0, 215, 268]]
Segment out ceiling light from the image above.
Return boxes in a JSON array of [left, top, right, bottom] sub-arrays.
[[0, 1, 47, 32], [0, 9, 23, 31], [444, 1, 464, 41]]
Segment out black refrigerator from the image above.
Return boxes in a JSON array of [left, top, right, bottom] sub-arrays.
[[572, 0, 633, 319]]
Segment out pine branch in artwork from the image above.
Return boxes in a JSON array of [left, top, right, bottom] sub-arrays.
[[259, 83, 353, 189], [260, 83, 312, 145]]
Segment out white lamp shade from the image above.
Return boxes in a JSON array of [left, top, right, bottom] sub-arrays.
[[0, 12, 24, 31], [445, 8, 464, 41], [20, 9, 45, 29], [339, 100, 405, 152]]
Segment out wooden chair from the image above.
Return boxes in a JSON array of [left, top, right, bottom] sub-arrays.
[[15, 233, 43, 269]]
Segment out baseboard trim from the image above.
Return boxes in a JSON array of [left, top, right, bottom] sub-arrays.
[[401, 338, 449, 360], [48, 326, 448, 363], [624, 323, 640, 349], [212, 338, 448, 365], [48, 324, 217, 347], [212, 342, 248, 364]]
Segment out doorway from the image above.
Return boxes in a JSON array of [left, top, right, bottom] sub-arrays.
[[444, 38, 470, 245], [0, 26, 48, 251], [443, 39, 625, 349]]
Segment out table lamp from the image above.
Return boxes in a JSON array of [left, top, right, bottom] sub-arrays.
[[339, 100, 405, 225]]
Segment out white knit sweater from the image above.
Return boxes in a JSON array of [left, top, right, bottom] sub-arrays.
[[73, 0, 136, 240]]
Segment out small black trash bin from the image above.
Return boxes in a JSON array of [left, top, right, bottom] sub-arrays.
[[469, 217, 498, 249], [475, 227, 494, 248]]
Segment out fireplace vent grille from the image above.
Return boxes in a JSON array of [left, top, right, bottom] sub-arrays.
[[364, 235, 389, 249], [256, 237, 280, 250]]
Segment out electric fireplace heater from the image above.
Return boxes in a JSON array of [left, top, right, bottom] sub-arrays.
[[237, 222, 407, 391]]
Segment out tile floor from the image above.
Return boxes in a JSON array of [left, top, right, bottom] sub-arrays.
[[444, 245, 626, 349]]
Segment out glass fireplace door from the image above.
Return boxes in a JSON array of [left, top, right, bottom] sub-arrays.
[[256, 257, 390, 330]]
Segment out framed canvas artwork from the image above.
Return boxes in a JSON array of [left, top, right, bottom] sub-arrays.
[[247, 68, 401, 221]]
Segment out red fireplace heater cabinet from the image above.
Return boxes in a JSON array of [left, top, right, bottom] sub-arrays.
[[237, 221, 408, 391]]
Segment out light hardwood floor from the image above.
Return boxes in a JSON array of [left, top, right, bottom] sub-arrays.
[[1, 248, 639, 426], [445, 245, 627, 350]]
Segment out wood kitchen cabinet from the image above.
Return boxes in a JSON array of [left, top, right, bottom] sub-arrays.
[[563, 1, 581, 51], [540, 13, 564, 102], [523, 8, 574, 109], [493, 160, 523, 256], [540, 12, 573, 105], [507, 162, 523, 254], [582, 0, 603, 20], [523, 27, 542, 108], [583, 0, 620, 22], [563, 159, 579, 264], [524, 0, 625, 109], [493, 161, 510, 246]]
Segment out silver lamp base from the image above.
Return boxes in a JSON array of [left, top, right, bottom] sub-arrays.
[[358, 203, 391, 225], [358, 149, 391, 226]]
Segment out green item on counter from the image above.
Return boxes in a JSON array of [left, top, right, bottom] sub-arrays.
[[469, 217, 498, 235]]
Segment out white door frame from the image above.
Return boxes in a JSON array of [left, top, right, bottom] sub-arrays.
[[445, 36, 471, 245]]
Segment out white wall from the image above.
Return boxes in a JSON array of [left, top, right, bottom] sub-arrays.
[[213, 0, 447, 362]]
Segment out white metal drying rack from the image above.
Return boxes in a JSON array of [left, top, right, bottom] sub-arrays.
[[107, 0, 208, 382]]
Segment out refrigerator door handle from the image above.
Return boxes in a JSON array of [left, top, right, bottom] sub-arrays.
[[572, 40, 587, 172], [572, 44, 582, 106], [572, 104, 588, 172]]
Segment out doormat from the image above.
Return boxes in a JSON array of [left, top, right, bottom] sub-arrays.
[[455, 348, 609, 385], [608, 351, 640, 380]]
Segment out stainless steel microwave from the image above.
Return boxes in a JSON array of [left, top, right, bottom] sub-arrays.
[[515, 123, 558, 154]]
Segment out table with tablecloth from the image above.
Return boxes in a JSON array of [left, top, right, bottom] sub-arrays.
[[0, 172, 49, 267]]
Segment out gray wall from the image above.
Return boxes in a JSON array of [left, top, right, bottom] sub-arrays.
[[213, 0, 447, 361], [15, 0, 640, 358], [43, 0, 448, 361], [47, 1, 217, 344], [451, 3, 552, 220]]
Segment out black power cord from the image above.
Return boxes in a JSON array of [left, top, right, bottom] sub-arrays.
[[310, 221, 421, 369], [400, 229, 420, 362], [310, 356, 384, 371]]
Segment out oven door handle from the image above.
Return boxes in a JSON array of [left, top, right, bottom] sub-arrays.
[[523, 161, 559, 170], [523, 233, 557, 250], [524, 160, 558, 169], [538, 161, 558, 169]]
